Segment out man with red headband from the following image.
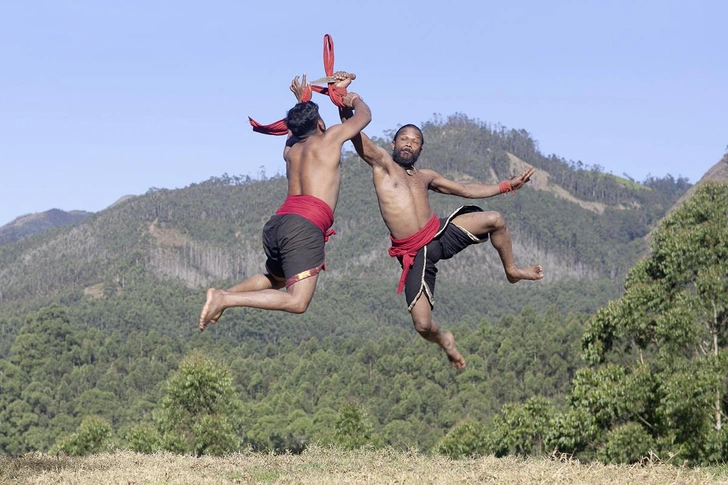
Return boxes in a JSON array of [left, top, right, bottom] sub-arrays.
[[342, 117, 543, 368], [199, 72, 370, 331]]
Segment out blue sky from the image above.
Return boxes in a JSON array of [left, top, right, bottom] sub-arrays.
[[1, 1, 726, 227]]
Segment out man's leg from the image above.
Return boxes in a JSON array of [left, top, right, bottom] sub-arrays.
[[452, 211, 543, 283], [202, 273, 284, 326], [409, 296, 466, 368], [199, 274, 319, 331], [225, 273, 281, 293]]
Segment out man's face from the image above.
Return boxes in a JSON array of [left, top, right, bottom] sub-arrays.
[[391, 128, 423, 168]]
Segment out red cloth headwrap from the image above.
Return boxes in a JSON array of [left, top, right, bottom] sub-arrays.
[[248, 34, 348, 136]]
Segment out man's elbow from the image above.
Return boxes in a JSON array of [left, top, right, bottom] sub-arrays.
[[359, 111, 372, 126]]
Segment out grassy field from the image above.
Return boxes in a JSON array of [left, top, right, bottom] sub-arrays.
[[2, 446, 728, 484]]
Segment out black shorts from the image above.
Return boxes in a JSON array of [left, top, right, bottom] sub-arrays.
[[401, 206, 485, 310], [262, 214, 326, 287]]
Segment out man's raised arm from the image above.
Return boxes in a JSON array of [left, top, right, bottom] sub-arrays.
[[334, 92, 372, 142], [339, 105, 387, 168], [315, 71, 371, 144], [283, 73, 310, 158]]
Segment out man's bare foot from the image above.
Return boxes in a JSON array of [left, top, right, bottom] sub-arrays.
[[441, 332, 466, 369], [506, 265, 544, 284], [199, 288, 225, 331], [209, 309, 225, 325]]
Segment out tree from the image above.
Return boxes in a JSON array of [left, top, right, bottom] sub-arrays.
[[434, 420, 488, 459], [486, 397, 554, 457], [50, 416, 113, 456], [153, 351, 245, 456], [333, 403, 380, 450], [567, 182, 728, 464], [125, 423, 161, 454]]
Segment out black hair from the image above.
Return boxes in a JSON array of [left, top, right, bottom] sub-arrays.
[[393, 124, 424, 146], [286, 101, 321, 138]]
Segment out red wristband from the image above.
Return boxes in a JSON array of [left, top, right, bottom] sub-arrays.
[[499, 180, 513, 194]]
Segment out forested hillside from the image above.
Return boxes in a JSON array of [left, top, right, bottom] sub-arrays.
[[0, 114, 693, 457], [0, 116, 688, 306]]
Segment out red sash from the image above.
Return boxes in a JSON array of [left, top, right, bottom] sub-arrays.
[[275, 195, 336, 241], [388, 214, 439, 294]]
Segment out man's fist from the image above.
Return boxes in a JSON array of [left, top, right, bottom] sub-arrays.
[[331, 71, 356, 89]]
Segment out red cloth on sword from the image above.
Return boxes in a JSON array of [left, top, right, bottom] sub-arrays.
[[275, 194, 336, 242], [388, 214, 440, 294], [249, 34, 348, 135]]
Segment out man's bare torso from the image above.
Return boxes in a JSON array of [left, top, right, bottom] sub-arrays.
[[284, 133, 343, 212], [372, 163, 437, 240]]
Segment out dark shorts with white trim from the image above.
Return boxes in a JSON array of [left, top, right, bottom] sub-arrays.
[[398, 205, 486, 311], [262, 213, 326, 287]]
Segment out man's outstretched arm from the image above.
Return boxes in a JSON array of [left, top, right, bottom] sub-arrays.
[[428, 167, 536, 198]]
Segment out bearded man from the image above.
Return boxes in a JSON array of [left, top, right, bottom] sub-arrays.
[[341, 119, 543, 368]]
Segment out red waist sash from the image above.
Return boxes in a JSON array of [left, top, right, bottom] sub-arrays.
[[388, 214, 439, 294], [275, 195, 336, 241]]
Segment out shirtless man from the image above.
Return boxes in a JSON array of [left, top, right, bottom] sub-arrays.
[[342, 118, 543, 368], [199, 73, 370, 330]]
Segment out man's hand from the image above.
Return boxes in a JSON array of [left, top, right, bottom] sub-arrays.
[[509, 167, 536, 191], [290, 73, 311, 103], [331, 71, 356, 90]]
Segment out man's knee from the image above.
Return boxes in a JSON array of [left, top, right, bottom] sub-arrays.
[[411, 315, 433, 335], [485, 211, 506, 229], [284, 274, 318, 314], [286, 284, 315, 313], [287, 297, 311, 314]]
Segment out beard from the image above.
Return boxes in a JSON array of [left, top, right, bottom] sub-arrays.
[[392, 147, 420, 168]]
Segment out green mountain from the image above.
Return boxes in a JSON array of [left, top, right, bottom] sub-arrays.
[[0, 114, 695, 455], [0, 208, 93, 247], [0, 115, 689, 312], [0, 116, 690, 333]]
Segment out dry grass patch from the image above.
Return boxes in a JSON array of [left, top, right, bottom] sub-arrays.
[[2, 447, 728, 484], [148, 219, 187, 247], [505, 153, 611, 214], [82, 283, 104, 298]]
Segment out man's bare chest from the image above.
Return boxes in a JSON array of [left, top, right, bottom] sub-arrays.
[[373, 173, 425, 204]]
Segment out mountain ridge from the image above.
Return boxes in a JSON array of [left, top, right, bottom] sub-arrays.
[[0, 116, 690, 310], [0, 208, 93, 247]]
